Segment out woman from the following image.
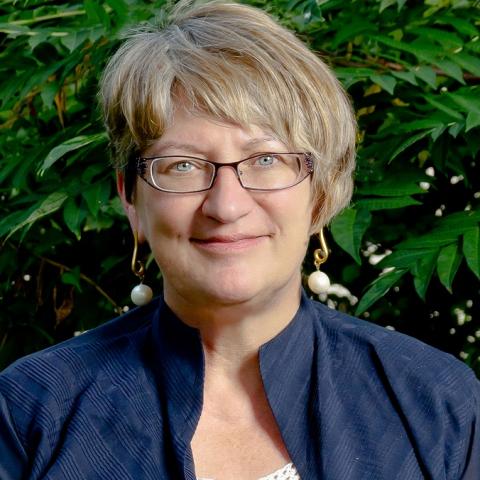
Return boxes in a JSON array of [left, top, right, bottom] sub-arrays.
[[0, 2, 479, 479]]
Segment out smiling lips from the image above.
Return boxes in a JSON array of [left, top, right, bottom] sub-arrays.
[[190, 234, 268, 252]]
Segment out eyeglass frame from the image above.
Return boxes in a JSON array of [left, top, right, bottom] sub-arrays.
[[132, 152, 314, 194]]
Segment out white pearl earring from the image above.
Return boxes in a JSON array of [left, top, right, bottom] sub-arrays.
[[130, 231, 153, 306], [307, 229, 331, 295]]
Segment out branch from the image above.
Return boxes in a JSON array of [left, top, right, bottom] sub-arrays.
[[9, 10, 86, 26], [334, 56, 480, 84], [39, 256, 124, 315], [6, 242, 124, 315], [0, 333, 7, 350]]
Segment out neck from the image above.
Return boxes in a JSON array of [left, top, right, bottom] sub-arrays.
[[165, 275, 301, 355], [163, 276, 302, 413]]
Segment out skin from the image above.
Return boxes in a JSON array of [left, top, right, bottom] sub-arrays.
[[118, 105, 315, 479]]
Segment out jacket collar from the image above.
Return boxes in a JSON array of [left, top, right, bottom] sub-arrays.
[[151, 291, 315, 478], [259, 292, 316, 474]]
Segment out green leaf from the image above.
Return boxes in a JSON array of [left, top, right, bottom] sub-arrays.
[[82, 181, 112, 216], [355, 269, 407, 315], [0, 192, 68, 241], [0, 210, 32, 241], [356, 196, 422, 211], [439, 210, 480, 230], [448, 90, 480, 116], [448, 122, 464, 138], [430, 124, 447, 141], [335, 67, 376, 89], [40, 82, 58, 108], [1, 61, 65, 110], [80, 164, 108, 183], [466, 112, 480, 132], [0, 23, 32, 36], [392, 70, 418, 86], [389, 130, 432, 162], [450, 52, 480, 77], [60, 29, 90, 52], [436, 15, 478, 37], [62, 266, 83, 292], [335, 67, 377, 78], [413, 249, 438, 300], [27, 31, 49, 50], [84, 214, 114, 232], [437, 242, 462, 292], [425, 95, 464, 121], [379, 248, 435, 269], [398, 230, 460, 249], [332, 20, 376, 48], [0, 154, 24, 184], [463, 227, 480, 279], [406, 38, 441, 64], [330, 208, 372, 264], [63, 198, 87, 240], [414, 66, 437, 88], [83, 0, 110, 28], [435, 59, 465, 84], [356, 173, 427, 197], [409, 27, 463, 50], [105, 0, 129, 20], [423, 211, 480, 241], [370, 75, 396, 95], [397, 118, 445, 132], [39, 133, 107, 175], [379, 0, 396, 12], [373, 35, 430, 60]]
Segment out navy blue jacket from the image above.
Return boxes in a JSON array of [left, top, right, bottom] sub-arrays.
[[1, 293, 479, 479]]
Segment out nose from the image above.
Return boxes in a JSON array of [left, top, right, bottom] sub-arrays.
[[201, 165, 255, 223]]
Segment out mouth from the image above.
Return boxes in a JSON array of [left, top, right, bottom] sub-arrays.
[[190, 234, 268, 252]]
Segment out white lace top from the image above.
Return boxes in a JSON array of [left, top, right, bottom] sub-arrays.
[[198, 462, 300, 480]]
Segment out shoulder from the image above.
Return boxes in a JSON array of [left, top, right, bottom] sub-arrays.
[[306, 297, 480, 476], [0, 300, 159, 455], [1, 298, 159, 388], [306, 297, 479, 394]]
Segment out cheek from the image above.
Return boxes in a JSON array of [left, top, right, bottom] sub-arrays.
[[259, 192, 312, 257], [135, 191, 201, 242], [271, 187, 313, 230]]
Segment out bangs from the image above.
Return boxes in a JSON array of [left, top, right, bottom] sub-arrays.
[[118, 32, 315, 158]]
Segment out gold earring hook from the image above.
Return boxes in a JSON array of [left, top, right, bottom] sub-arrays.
[[131, 231, 145, 280], [313, 229, 329, 269]]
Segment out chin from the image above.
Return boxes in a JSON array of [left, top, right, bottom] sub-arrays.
[[196, 282, 264, 307], [181, 269, 274, 307]]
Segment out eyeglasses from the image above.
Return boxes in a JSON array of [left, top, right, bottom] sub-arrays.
[[134, 152, 314, 194]]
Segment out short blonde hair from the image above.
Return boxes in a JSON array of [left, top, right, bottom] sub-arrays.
[[100, 1, 356, 230]]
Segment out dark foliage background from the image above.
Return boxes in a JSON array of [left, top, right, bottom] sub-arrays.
[[1, 0, 479, 375]]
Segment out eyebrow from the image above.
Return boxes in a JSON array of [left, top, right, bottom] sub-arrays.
[[152, 142, 206, 155], [243, 135, 279, 148], [151, 136, 280, 156]]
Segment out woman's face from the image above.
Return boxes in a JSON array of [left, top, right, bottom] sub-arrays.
[[120, 106, 313, 310]]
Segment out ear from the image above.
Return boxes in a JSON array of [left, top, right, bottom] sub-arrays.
[[116, 171, 146, 243]]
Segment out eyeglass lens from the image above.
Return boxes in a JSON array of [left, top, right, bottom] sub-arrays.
[[148, 153, 306, 193]]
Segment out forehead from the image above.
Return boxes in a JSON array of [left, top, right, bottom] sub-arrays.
[[144, 105, 287, 156]]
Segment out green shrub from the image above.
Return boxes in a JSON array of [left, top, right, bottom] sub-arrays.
[[1, 0, 479, 374]]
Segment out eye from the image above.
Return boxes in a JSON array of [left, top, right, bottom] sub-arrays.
[[173, 161, 194, 172], [256, 155, 276, 166]]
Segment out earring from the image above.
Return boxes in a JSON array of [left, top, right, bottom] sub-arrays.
[[308, 229, 331, 295], [130, 231, 153, 306]]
